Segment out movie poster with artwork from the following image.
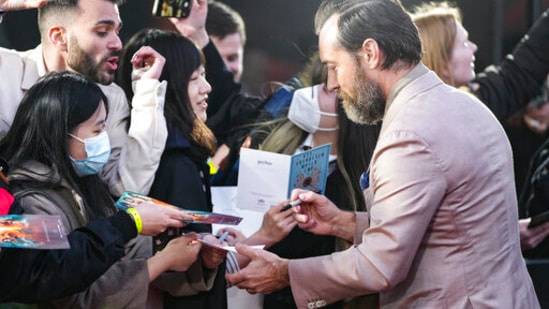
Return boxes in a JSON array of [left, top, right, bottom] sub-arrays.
[[0, 214, 70, 249]]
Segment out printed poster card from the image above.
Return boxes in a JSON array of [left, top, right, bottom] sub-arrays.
[[115, 191, 243, 225], [0, 214, 70, 249], [237, 144, 331, 212], [211, 186, 265, 238]]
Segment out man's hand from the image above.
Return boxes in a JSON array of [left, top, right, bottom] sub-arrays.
[[0, 0, 48, 11], [130, 46, 166, 82], [225, 243, 290, 294], [133, 202, 192, 236], [292, 189, 341, 235], [169, 0, 209, 48], [519, 218, 549, 250]]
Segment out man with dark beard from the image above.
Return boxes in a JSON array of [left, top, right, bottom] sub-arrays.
[[0, 0, 168, 196], [225, 1, 540, 308]]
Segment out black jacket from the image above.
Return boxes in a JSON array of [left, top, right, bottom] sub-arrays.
[[149, 129, 227, 309], [471, 9, 549, 258], [473, 9, 549, 121], [0, 210, 136, 303]]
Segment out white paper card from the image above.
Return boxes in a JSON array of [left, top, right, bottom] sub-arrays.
[[237, 148, 292, 212], [237, 144, 331, 213]]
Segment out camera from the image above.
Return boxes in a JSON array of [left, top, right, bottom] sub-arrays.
[[152, 0, 192, 18]]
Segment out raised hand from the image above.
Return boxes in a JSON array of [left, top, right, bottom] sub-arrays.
[[130, 46, 166, 82], [0, 0, 48, 11], [169, 0, 209, 48]]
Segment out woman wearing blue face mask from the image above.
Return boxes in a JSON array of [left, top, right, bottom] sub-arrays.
[[0, 71, 205, 308]]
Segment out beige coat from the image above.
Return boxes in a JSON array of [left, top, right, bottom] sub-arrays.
[[0, 45, 168, 196], [289, 65, 540, 309]]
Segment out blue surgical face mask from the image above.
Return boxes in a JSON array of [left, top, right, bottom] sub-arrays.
[[68, 131, 111, 177]]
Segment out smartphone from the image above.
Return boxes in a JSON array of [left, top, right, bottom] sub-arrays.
[[528, 210, 549, 229], [152, 0, 192, 18]]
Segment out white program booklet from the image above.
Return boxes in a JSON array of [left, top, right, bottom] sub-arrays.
[[236, 144, 331, 213]]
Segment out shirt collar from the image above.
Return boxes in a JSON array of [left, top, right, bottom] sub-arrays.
[[385, 62, 429, 111]]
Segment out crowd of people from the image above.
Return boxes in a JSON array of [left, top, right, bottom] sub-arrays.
[[0, 0, 548, 308]]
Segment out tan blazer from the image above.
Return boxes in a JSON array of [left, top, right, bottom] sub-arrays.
[[289, 65, 540, 309]]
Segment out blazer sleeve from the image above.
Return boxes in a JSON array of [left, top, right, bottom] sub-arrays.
[[472, 8, 549, 120], [0, 211, 136, 303], [288, 130, 446, 308]]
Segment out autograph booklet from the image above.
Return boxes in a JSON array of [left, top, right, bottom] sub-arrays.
[[114, 191, 243, 225], [237, 144, 331, 212], [0, 214, 69, 249]]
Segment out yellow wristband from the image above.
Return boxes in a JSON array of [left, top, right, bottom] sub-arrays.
[[126, 208, 143, 234]]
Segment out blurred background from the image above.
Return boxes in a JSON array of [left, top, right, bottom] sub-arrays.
[[1, 0, 548, 95]]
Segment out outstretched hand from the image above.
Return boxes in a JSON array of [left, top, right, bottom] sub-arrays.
[[161, 233, 201, 272], [248, 200, 297, 248], [133, 202, 192, 236], [0, 0, 48, 11], [225, 243, 290, 294], [200, 234, 228, 269]]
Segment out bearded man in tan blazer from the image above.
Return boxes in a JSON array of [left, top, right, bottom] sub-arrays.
[[225, 1, 540, 308]]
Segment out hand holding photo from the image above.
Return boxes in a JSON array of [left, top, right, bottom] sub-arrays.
[[115, 191, 243, 225]]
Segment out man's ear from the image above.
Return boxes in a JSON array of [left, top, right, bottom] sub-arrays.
[[48, 26, 68, 51], [360, 38, 381, 69]]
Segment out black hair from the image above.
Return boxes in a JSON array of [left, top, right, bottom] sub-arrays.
[[336, 0, 422, 70], [118, 28, 216, 157], [0, 71, 115, 219]]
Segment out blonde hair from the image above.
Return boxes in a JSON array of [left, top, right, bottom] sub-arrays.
[[411, 2, 462, 86], [258, 118, 307, 155]]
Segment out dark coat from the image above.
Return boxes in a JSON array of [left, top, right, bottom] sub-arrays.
[[471, 9, 549, 258], [149, 129, 227, 309], [0, 210, 135, 303]]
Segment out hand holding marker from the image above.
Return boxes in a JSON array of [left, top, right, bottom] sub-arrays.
[[280, 199, 302, 212], [218, 231, 230, 244]]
